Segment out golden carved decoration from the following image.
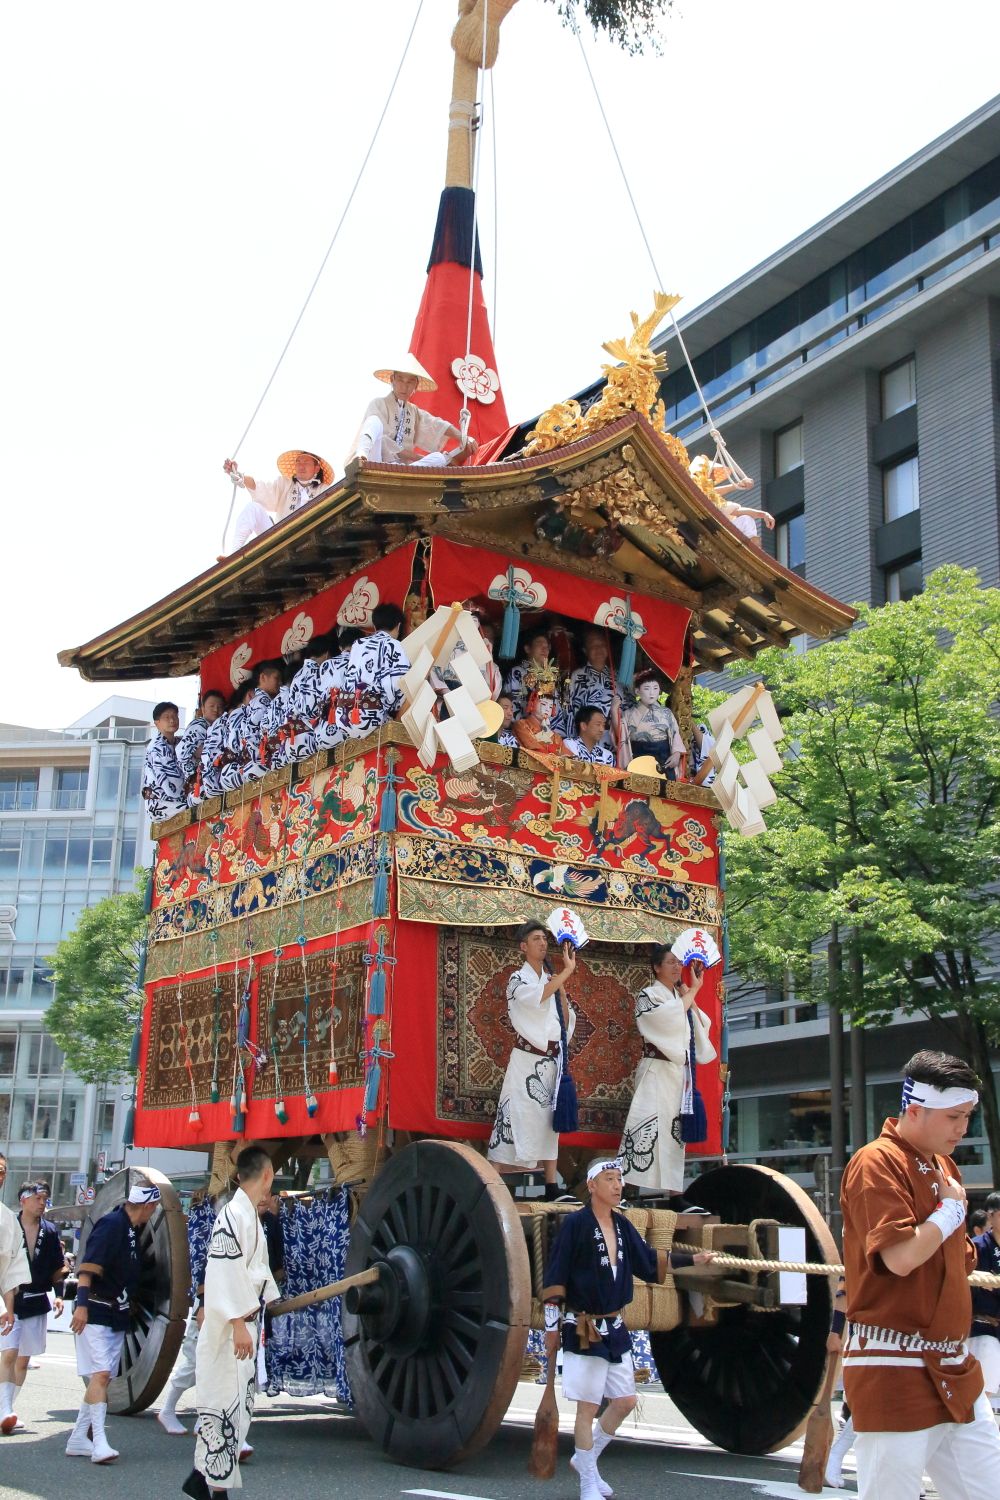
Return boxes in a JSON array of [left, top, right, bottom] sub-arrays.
[[524, 293, 691, 467]]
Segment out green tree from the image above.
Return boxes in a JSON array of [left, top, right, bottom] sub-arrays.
[[45, 881, 146, 1084], [700, 567, 1000, 1171], [545, 0, 675, 54]]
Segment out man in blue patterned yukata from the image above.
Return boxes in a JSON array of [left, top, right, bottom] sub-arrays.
[[568, 628, 622, 736], [563, 706, 615, 766], [141, 703, 187, 821], [269, 632, 338, 769], [239, 662, 284, 783], [177, 691, 226, 805], [341, 604, 409, 740], [543, 1159, 713, 1500]]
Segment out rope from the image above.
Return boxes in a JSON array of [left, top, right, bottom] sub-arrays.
[[489, 68, 499, 342], [221, 0, 425, 518], [707, 1253, 1000, 1289], [571, 24, 751, 487], [457, 0, 490, 447]]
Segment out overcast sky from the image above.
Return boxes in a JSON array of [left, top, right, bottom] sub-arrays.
[[4, 0, 999, 729]]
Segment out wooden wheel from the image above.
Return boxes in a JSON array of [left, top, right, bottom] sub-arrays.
[[79, 1166, 190, 1414], [650, 1163, 837, 1455], [343, 1140, 531, 1468]]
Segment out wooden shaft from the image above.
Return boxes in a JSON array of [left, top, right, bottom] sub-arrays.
[[269, 1265, 380, 1317]]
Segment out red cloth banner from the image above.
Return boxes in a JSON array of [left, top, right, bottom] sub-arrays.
[[200, 542, 418, 694], [429, 537, 691, 681]]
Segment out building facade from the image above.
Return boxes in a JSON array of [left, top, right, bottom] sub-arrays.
[[644, 96, 1000, 1190], [0, 697, 203, 1207]]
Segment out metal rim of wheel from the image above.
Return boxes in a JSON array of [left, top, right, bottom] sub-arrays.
[[649, 1162, 838, 1455], [79, 1166, 190, 1414], [342, 1139, 531, 1468]]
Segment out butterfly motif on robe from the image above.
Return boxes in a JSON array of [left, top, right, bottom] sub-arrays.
[[207, 1211, 244, 1263], [197, 1399, 240, 1481], [525, 1057, 557, 1108], [489, 1098, 514, 1150], [621, 1115, 659, 1176], [635, 988, 662, 1018]]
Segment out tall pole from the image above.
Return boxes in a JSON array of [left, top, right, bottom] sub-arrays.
[[848, 939, 867, 1154], [446, 1, 520, 188], [827, 924, 845, 1242]]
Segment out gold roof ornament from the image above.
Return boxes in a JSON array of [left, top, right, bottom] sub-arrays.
[[524, 291, 690, 465]]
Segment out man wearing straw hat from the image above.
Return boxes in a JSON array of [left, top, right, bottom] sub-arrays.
[[224, 449, 334, 547], [350, 358, 476, 468]]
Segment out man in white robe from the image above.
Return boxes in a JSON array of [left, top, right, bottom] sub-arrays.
[[0, 1177, 30, 1343], [488, 922, 578, 1200], [224, 450, 334, 549], [350, 357, 475, 468], [185, 1148, 279, 1499], [619, 945, 716, 1206]]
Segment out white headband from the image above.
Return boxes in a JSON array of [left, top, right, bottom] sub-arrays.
[[127, 1182, 161, 1205], [901, 1077, 979, 1112], [587, 1158, 623, 1182]]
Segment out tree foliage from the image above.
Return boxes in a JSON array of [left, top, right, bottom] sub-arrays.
[[696, 567, 1000, 1169], [544, 0, 674, 54], [45, 880, 146, 1084]]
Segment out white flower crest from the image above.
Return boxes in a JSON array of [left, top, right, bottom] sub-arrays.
[[452, 353, 500, 406], [487, 567, 547, 609], [229, 642, 252, 687], [337, 576, 380, 627], [281, 611, 314, 655], [594, 596, 647, 639]]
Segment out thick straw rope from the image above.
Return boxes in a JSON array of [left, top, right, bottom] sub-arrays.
[[707, 1253, 1000, 1289]]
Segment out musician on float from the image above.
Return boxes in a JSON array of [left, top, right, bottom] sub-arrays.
[[563, 706, 615, 766], [487, 921, 576, 1201], [619, 942, 716, 1209]]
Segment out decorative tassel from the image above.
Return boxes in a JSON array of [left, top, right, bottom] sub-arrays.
[[305, 1091, 319, 1117], [618, 594, 638, 691], [363, 1062, 382, 1114], [123, 1104, 135, 1149], [328, 1057, 339, 1085], [188, 1107, 202, 1129], [379, 778, 398, 833], [372, 842, 389, 919], [210, 1081, 220, 1105], [499, 565, 520, 661], [136, 942, 147, 990], [128, 1025, 142, 1071], [367, 967, 386, 1016], [237, 993, 250, 1049], [349, 687, 362, 727], [274, 1098, 288, 1124]]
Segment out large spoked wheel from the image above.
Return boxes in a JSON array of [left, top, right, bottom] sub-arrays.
[[343, 1140, 531, 1468], [79, 1167, 190, 1414], [650, 1163, 837, 1455]]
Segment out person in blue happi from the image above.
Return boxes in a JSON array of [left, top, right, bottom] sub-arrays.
[[177, 690, 226, 805], [542, 1158, 713, 1500], [142, 702, 187, 821], [67, 1176, 162, 1464], [341, 603, 409, 739]]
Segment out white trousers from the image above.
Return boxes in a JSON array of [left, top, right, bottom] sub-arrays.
[[357, 416, 447, 467], [165, 1310, 199, 1398], [855, 1393, 1000, 1500]]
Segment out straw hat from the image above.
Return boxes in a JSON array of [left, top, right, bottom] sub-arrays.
[[626, 754, 663, 778], [373, 354, 437, 393], [277, 450, 334, 487]]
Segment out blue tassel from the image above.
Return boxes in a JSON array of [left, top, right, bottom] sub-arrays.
[[233, 1107, 246, 1133], [143, 863, 155, 914], [128, 1025, 142, 1071], [237, 999, 250, 1049], [368, 967, 386, 1016], [499, 567, 520, 662], [210, 1081, 220, 1105], [305, 1091, 319, 1117], [618, 632, 637, 692], [363, 1061, 382, 1114], [123, 1104, 135, 1149], [372, 863, 389, 919], [275, 1098, 288, 1124], [136, 942, 147, 990], [379, 784, 397, 833]]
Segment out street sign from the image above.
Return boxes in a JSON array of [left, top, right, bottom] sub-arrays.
[[69, 1172, 88, 1188], [96, 1151, 107, 1173], [83, 1187, 96, 1204]]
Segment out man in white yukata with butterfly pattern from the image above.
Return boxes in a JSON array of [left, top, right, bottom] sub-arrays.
[[184, 1149, 279, 1500], [619, 943, 716, 1209]]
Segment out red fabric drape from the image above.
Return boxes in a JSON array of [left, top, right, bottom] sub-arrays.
[[410, 263, 510, 446]]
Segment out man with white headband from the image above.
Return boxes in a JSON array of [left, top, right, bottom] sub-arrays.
[[0, 1181, 68, 1435], [67, 1175, 162, 1464], [542, 1158, 713, 1500], [840, 1049, 1000, 1498]]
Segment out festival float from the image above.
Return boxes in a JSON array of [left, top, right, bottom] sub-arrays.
[[59, 0, 856, 1472]]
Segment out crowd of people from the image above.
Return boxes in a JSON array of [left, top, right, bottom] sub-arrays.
[[142, 605, 716, 822]]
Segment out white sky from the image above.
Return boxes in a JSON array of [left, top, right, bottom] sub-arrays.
[[3, 0, 999, 730]]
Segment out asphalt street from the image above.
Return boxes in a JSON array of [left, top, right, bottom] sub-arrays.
[[0, 1331, 859, 1500]]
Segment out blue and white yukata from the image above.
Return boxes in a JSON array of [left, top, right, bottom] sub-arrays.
[[176, 715, 210, 804], [194, 1189, 279, 1492], [498, 730, 518, 749], [240, 689, 278, 783], [341, 632, 410, 740], [141, 733, 186, 821], [261, 686, 292, 771], [542, 1204, 678, 1406], [272, 658, 322, 767], [313, 650, 352, 752], [487, 961, 576, 1170], [200, 715, 229, 800], [219, 707, 249, 794], [562, 738, 615, 765]]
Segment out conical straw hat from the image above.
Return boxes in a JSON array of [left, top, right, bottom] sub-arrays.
[[373, 354, 437, 393], [276, 450, 334, 486]]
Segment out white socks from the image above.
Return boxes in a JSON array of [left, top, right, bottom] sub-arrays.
[[89, 1401, 118, 1464], [65, 1401, 94, 1457], [0, 1381, 14, 1417], [158, 1386, 187, 1435], [593, 1419, 613, 1457], [825, 1415, 855, 1488]]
